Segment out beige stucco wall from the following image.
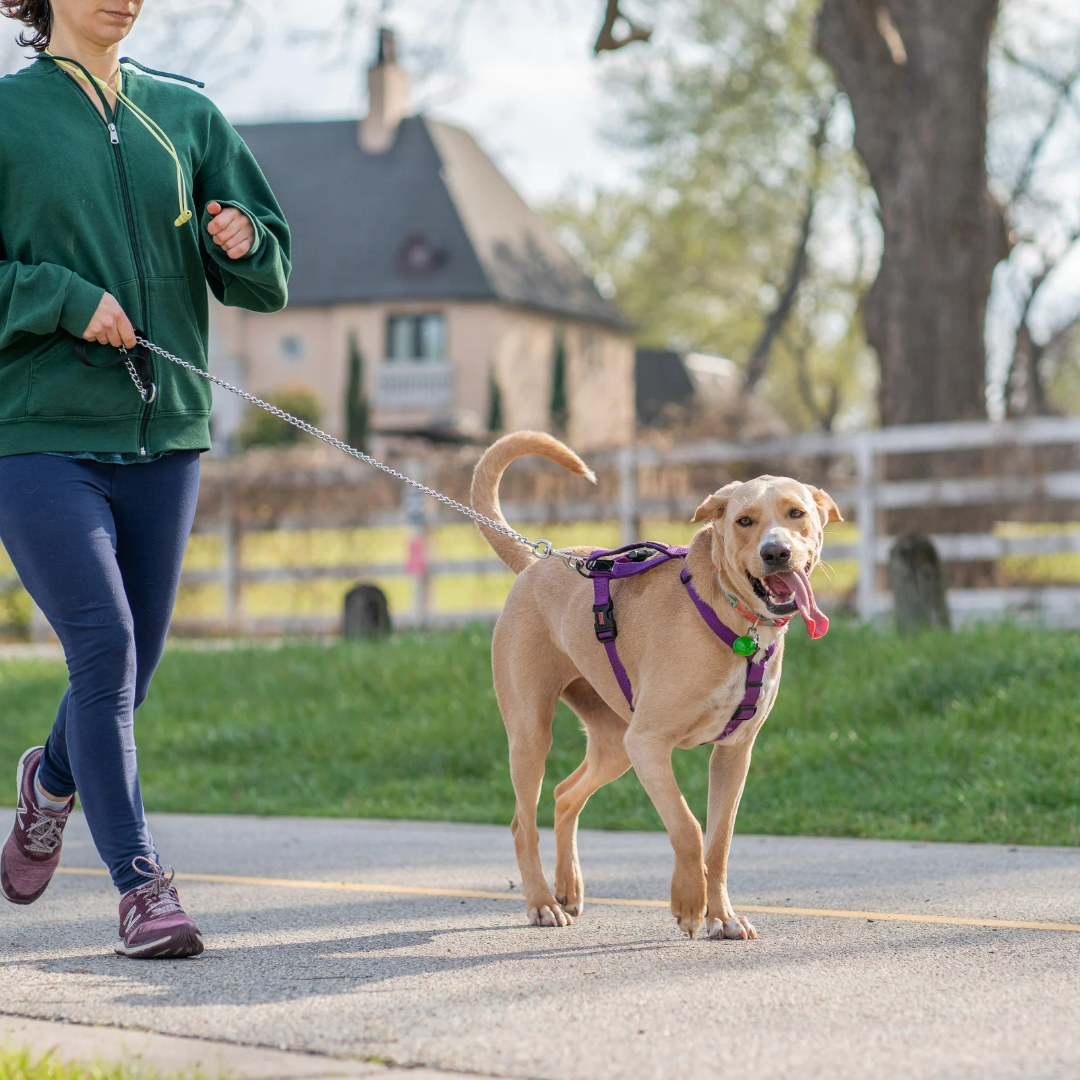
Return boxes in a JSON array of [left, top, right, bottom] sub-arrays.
[[212, 298, 635, 452]]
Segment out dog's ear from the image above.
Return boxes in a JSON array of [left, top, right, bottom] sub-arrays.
[[692, 481, 741, 523], [806, 485, 843, 525]]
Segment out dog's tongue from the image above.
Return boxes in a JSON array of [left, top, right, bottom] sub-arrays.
[[767, 570, 829, 639]]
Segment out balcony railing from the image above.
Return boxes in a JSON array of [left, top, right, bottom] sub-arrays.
[[373, 360, 454, 410]]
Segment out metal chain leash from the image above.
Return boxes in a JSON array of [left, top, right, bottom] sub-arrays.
[[123, 353, 155, 403], [125, 337, 586, 571]]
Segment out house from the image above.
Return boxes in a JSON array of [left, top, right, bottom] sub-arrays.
[[210, 29, 635, 453]]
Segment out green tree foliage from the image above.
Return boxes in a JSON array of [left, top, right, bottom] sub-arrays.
[[487, 368, 503, 433], [550, 332, 568, 430], [346, 332, 370, 451], [239, 385, 322, 448], [549, 0, 878, 430]]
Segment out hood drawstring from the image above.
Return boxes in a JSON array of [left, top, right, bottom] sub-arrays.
[[45, 53, 205, 228]]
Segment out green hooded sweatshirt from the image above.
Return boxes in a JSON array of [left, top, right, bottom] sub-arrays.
[[0, 55, 291, 458]]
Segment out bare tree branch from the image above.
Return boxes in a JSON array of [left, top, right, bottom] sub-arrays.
[[743, 96, 834, 394], [1005, 224, 1080, 416], [594, 0, 652, 55], [1001, 48, 1080, 205], [784, 325, 842, 432]]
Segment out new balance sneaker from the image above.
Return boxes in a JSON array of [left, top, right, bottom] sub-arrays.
[[1, 746, 74, 905], [116, 856, 204, 958]]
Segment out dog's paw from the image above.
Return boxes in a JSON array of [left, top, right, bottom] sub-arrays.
[[673, 902, 706, 939], [555, 892, 583, 918], [529, 903, 573, 927], [671, 870, 707, 938], [708, 915, 757, 940]]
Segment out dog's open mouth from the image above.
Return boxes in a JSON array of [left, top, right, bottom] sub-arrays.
[[748, 567, 829, 639]]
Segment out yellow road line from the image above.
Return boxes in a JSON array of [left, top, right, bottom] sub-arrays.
[[54, 867, 1080, 933]]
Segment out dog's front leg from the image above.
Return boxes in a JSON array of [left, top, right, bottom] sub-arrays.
[[623, 725, 707, 939], [703, 739, 757, 941]]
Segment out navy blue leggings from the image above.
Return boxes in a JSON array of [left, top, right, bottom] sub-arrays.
[[0, 452, 200, 894]]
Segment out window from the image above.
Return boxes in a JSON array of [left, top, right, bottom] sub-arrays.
[[279, 335, 305, 362], [386, 314, 445, 361]]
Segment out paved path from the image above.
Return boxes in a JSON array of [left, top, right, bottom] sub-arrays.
[[2, 813, 1079, 1080]]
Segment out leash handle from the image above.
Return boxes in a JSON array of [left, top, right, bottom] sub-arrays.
[[73, 333, 157, 404]]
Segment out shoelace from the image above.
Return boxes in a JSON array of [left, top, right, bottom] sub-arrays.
[[24, 809, 65, 854], [129, 856, 183, 920]]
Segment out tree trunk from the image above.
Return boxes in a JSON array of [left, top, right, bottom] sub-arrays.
[[816, 0, 1008, 425]]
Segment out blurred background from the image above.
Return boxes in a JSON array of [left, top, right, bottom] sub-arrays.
[[4, 0, 1080, 638]]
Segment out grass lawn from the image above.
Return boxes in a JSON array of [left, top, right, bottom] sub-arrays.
[[0, 1045, 202, 1079], [0, 622, 1077, 846]]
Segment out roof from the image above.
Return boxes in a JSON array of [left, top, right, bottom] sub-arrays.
[[235, 115, 628, 329], [635, 349, 695, 425]]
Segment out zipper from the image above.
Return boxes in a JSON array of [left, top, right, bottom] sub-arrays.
[[60, 71, 154, 454], [108, 114, 155, 455]]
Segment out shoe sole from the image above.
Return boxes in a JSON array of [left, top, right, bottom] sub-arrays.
[[0, 746, 46, 906], [115, 929, 205, 959]]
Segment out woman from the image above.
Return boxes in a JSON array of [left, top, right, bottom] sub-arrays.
[[0, 0, 290, 958]]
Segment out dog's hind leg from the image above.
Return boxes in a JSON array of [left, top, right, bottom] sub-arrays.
[[497, 650, 571, 928], [552, 679, 631, 917]]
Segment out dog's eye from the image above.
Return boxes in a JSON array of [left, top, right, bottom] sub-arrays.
[[736, 516, 753, 527], [789, 508, 806, 519]]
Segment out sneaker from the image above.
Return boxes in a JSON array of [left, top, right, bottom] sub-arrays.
[[1, 746, 73, 905], [116, 856, 204, 959]]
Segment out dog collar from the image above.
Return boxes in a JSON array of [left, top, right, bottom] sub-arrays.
[[717, 575, 792, 630]]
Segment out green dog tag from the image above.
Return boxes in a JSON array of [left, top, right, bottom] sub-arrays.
[[733, 636, 757, 656]]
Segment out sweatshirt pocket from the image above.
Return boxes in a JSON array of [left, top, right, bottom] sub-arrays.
[[25, 278, 145, 420], [146, 276, 211, 416], [26, 335, 143, 419]]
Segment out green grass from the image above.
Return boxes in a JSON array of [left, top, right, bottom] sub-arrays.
[[0, 622, 1078, 845], [0, 1044, 211, 1079]]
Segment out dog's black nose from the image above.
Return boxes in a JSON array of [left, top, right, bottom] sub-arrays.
[[760, 541, 791, 568]]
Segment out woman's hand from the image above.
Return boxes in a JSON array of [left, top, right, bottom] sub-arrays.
[[83, 293, 137, 350], [206, 202, 256, 260]]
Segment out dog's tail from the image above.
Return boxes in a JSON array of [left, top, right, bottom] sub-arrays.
[[471, 431, 596, 574]]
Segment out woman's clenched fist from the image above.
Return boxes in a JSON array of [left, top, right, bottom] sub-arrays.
[[82, 292, 137, 350]]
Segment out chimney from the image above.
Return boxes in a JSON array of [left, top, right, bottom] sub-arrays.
[[360, 28, 410, 154]]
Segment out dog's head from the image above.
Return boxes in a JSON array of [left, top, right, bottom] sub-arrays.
[[692, 475, 842, 638]]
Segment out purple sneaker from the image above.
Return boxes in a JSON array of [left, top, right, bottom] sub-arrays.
[[1, 746, 74, 905], [116, 857, 204, 959]]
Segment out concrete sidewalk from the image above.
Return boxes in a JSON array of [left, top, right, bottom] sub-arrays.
[[2, 813, 1079, 1080]]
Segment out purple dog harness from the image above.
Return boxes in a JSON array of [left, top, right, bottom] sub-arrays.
[[586, 543, 778, 742]]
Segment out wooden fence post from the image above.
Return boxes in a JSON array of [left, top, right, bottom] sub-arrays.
[[855, 433, 877, 623], [403, 460, 431, 628], [221, 483, 240, 633], [617, 443, 640, 545]]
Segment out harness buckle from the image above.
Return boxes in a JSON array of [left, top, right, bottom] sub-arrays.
[[593, 600, 617, 642]]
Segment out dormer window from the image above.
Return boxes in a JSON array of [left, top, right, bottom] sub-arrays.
[[387, 313, 445, 362]]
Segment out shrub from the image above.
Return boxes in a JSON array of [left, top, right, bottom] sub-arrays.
[[238, 384, 322, 448]]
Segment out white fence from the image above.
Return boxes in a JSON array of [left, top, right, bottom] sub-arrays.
[[613, 414, 1080, 625], [6, 415, 1080, 637]]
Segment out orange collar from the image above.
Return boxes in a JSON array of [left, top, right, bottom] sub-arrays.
[[717, 572, 792, 630]]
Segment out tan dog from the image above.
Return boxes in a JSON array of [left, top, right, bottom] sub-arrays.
[[472, 431, 842, 939]]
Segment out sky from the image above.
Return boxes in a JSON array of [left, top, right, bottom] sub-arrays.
[[0, 0, 642, 206]]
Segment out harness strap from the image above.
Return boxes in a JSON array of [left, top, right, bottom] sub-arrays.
[[681, 567, 777, 741], [587, 544, 779, 741], [592, 576, 635, 710], [589, 543, 688, 711]]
